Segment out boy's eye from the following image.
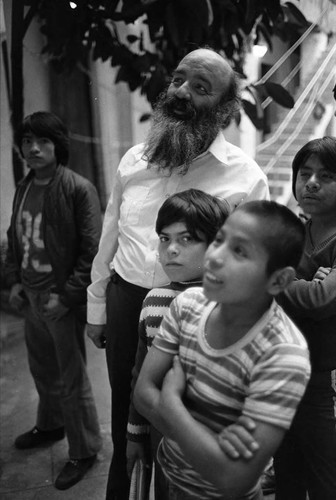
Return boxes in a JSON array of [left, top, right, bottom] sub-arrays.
[[182, 234, 194, 241], [181, 235, 193, 243], [159, 236, 169, 243], [234, 245, 247, 257], [38, 137, 52, 145], [22, 138, 31, 145], [321, 172, 335, 180]]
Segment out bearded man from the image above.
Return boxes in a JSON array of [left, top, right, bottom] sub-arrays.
[[87, 48, 270, 500]]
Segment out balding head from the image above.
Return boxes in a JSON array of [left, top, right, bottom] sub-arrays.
[[178, 48, 236, 101]]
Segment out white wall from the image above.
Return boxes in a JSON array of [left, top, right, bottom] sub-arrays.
[[1, 0, 15, 241], [0, 44, 14, 241], [240, 51, 262, 158], [301, 32, 328, 84], [1, 1, 51, 241], [91, 60, 133, 200]]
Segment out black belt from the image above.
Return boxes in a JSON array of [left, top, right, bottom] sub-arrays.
[[110, 271, 150, 293]]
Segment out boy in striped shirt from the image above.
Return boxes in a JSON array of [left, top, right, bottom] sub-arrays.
[[135, 200, 311, 500], [126, 189, 229, 498]]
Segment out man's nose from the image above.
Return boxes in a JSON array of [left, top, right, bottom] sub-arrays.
[[175, 82, 191, 100]]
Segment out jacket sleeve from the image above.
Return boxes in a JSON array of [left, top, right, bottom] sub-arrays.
[[4, 192, 21, 289], [87, 168, 122, 324], [60, 180, 102, 308]]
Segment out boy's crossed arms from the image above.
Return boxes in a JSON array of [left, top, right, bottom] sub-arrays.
[[136, 349, 286, 498]]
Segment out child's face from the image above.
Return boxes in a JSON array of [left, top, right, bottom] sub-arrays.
[[203, 210, 270, 305], [21, 133, 57, 174], [158, 222, 207, 282], [296, 154, 336, 217]]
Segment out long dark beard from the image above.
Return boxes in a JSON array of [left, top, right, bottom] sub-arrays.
[[143, 94, 229, 175]]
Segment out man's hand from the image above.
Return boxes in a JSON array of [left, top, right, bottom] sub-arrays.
[[43, 293, 69, 321], [87, 323, 106, 348], [313, 266, 331, 281], [126, 440, 151, 478], [217, 416, 259, 460], [9, 283, 27, 311]]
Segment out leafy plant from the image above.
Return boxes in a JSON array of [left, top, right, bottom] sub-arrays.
[[22, 1, 310, 127]]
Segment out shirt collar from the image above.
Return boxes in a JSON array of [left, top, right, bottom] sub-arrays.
[[195, 131, 228, 165], [170, 279, 203, 291]]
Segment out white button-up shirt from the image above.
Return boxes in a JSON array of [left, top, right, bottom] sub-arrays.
[[87, 132, 269, 324]]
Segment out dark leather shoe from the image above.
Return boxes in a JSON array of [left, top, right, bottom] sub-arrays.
[[15, 426, 65, 449], [54, 455, 96, 490]]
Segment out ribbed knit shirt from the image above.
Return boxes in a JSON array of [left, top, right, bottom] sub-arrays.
[[127, 279, 202, 442]]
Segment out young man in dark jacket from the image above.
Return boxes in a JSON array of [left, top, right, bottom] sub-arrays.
[[5, 111, 102, 490]]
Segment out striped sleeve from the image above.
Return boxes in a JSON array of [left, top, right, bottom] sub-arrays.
[[243, 341, 311, 429]]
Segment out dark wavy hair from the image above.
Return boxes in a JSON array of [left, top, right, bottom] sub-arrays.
[[156, 189, 229, 245], [15, 111, 69, 165], [291, 136, 336, 199], [235, 200, 305, 275]]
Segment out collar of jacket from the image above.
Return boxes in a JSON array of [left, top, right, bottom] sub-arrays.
[[17, 165, 66, 189]]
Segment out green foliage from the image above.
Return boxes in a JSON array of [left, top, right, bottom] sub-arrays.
[[28, 0, 308, 128]]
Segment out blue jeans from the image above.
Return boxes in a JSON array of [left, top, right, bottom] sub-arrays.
[[23, 288, 102, 459], [274, 370, 336, 500]]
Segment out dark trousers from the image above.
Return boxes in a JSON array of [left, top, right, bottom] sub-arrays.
[[274, 370, 336, 500], [105, 273, 149, 500], [23, 288, 102, 459]]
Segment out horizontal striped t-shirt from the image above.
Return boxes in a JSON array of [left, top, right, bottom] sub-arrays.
[[153, 288, 311, 499]]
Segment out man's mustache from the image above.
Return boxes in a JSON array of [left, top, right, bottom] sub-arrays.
[[162, 95, 196, 121]]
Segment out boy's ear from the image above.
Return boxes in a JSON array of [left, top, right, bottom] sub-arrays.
[[267, 267, 296, 296]]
